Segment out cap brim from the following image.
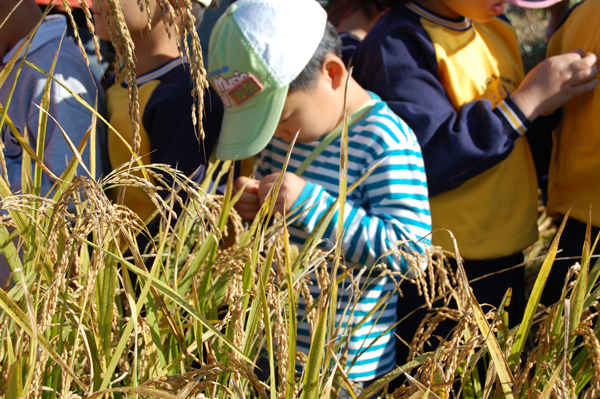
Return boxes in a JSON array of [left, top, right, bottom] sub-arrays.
[[505, 0, 564, 8], [216, 86, 289, 160]]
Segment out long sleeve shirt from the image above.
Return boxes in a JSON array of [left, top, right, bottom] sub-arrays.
[[353, 3, 539, 259], [257, 93, 431, 380]]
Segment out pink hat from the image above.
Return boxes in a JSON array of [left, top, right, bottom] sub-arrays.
[[36, 0, 93, 10], [505, 0, 564, 8]]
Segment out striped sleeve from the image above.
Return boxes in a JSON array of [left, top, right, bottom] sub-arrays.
[[289, 113, 431, 273], [494, 95, 531, 136]]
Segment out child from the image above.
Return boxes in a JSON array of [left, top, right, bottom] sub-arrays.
[[352, 0, 597, 362], [0, 0, 105, 194], [328, 0, 386, 66], [543, 0, 600, 306], [0, 0, 106, 285], [92, 0, 224, 222], [208, 0, 431, 384]]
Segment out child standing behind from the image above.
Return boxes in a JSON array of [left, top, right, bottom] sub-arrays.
[[543, 0, 600, 306], [0, 0, 106, 286], [0, 0, 106, 196], [92, 0, 224, 222], [208, 0, 431, 383], [352, 0, 597, 363]]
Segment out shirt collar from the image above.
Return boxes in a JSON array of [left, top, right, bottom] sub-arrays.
[[405, 3, 472, 31]]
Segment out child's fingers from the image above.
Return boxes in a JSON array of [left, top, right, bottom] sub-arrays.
[[567, 53, 598, 75], [236, 209, 259, 221], [235, 200, 260, 212], [257, 182, 274, 202], [233, 200, 260, 220], [568, 64, 599, 86], [568, 77, 598, 97], [237, 190, 260, 204], [234, 176, 259, 194]]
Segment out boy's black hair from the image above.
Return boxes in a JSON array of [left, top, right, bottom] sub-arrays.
[[289, 21, 342, 93]]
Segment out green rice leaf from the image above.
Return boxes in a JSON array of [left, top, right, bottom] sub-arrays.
[[539, 359, 563, 399], [302, 301, 327, 399], [257, 243, 277, 399], [569, 218, 592, 341], [24, 61, 150, 180], [284, 220, 297, 399], [32, 31, 63, 197], [508, 212, 569, 369], [5, 355, 23, 399], [0, 226, 22, 284], [78, 236, 250, 363], [97, 251, 117, 360], [469, 289, 514, 399], [0, 286, 87, 390]]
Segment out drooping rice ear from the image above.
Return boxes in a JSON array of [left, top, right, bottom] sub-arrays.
[[92, 0, 140, 155]]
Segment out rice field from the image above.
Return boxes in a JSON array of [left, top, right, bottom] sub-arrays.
[[1, 2, 599, 399]]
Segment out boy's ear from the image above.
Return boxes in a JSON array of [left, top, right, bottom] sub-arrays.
[[322, 53, 347, 90]]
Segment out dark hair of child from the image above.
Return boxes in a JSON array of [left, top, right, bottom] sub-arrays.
[[289, 21, 342, 93], [328, 0, 385, 27]]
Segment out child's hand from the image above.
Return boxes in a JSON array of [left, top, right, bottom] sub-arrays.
[[512, 50, 598, 121], [233, 176, 261, 220], [258, 173, 307, 215]]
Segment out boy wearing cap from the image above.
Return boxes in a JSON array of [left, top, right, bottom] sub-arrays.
[[93, 0, 224, 222], [208, 0, 431, 383], [352, 0, 597, 362], [543, 0, 600, 306]]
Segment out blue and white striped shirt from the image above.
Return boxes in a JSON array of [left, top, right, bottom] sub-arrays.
[[257, 93, 431, 381]]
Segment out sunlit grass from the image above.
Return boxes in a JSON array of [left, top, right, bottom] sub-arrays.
[[1, 5, 600, 399]]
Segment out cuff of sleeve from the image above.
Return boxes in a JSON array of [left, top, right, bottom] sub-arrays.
[[291, 180, 321, 216], [495, 96, 532, 138]]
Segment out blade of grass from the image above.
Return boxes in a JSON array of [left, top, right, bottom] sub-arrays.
[[24, 61, 150, 180], [77, 236, 250, 363], [0, 286, 87, 390], [508, 212, 569, 369], [257, 243, 277, 399], [469, 290, 514, 399], [301, 299, 327, 399], [569, 215, 593, 342], [5, 355, 23, 399], [283, 218, 297, 399], [32, 31, 64, 197], [539, 359, 563, 399], [0, 109, 62, 182]]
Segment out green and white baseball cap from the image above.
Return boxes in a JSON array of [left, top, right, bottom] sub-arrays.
[[208, 0, 327, 160]]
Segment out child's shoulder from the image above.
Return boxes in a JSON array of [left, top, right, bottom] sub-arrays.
[[107, 59, 192, 102], [350, 93, 420, 149], [548, 0, 599, 60]]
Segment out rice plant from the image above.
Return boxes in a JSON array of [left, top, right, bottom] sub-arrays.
[[1, 3, 600, 399]]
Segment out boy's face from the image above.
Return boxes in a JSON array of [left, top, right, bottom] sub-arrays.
[[422, 0, 506, 22], [274, 71, 344, 144]]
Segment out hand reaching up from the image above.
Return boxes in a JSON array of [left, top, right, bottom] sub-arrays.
[[512, 50, 598, 121]]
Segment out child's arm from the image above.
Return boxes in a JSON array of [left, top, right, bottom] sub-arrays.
[[354, 25, 597, 197], [258, 142, 431, 273], [511, 50, 597, 121]]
